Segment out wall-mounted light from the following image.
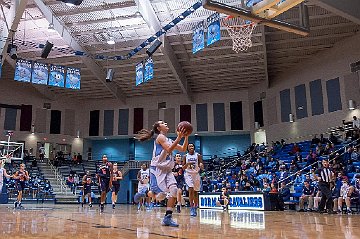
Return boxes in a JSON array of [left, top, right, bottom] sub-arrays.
[[349, 100, 356, 110], [107, 36, 115, 45], [76, 130, 80, 138], [254, 122, 260, 130], [31, 124, 35, 134], [289, 113, 294, 123]]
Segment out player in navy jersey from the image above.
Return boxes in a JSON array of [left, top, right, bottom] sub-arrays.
[[135, 120, 188, 227], [97, 155, 112, 212], [111, 163, 123, 209], [13, 163, 29, 209], [82, 170, 93, 208], [172, 153, 185, 213]]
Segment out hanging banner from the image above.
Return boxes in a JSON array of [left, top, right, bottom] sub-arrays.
[[193, 21, 205, 54], [207, 13, 221, 46], [136, 61, 144, 86], [144, 57, 154, 82], [49, 65, 65, 87], [14, 59, 32, 82], [65, 67, 81, 90], [32, 62, 49, 85]]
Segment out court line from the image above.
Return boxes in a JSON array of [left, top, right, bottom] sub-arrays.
[[47, 215, 189, 239]]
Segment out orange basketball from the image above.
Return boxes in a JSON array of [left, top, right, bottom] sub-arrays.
[[177, 121, 193, 136]]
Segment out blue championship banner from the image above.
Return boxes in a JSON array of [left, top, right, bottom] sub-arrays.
[[207, 13, 221, 46], [199, 192, 266, 211], [14, 59, 32, 82], [144, 57, 154, 82], [136, 61, 144, 86], [32, 62, 49, 85], [65, 67, 81, 89], [193, 21, 205, 54], [49, 65, 65, 87]]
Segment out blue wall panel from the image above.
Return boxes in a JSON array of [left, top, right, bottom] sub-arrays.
[[326, 77, 342, 112], [294, 84, 308, 119], [280, 89, 291, 123], [91, 139, 129, 161], [201, 134, 251, 158], [309, 79, 324, 116]]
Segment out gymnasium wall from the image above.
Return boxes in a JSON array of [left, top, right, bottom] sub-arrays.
[[248, 32, 360, 143]]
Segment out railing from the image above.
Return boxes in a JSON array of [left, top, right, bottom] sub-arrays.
[[46, 159, 70, 194], [278, 138, 360, 188], [121, 160, 150, 176]]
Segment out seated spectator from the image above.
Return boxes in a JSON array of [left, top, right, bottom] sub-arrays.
[[243, 182, 253, 191], [234, 182, 240, 192], [216, 187, 230, 210], [290, 143, 301, 155], [311, 135, 320, 147], [294, 172, 305, 185], [351, 147, 359, 162], [294, 152, 302, 162], [337, 177, 354, 214], [323, 143, 334, 155], [77, 153, 83, 164], [331, 182, 340, 213], [315, 143, 324, 156], [262, 182, 271, 193], [342, 147, 353, 166], [279, 165, 288, 184], [313, 187, 321, 211], [298, 181, 314, 212], [268, 183, 284, 211], [319, 134, 328, 144], [279, 182, 291, 202], [329, 133, 339, 145], [305, 150, 317, 166]]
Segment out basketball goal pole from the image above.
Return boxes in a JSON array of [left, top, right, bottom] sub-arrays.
[[202, 0, 310, 36]]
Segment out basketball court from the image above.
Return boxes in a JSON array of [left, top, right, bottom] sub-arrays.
[[0, 204, 358, 238], [1, 0, 360, 238]]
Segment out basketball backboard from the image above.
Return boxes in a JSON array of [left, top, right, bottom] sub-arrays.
[[202, 0, 310, 36]]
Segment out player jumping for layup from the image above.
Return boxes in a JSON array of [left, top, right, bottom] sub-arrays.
[[183, 143, 203, 217], [136, 121, 188, 227], [98, 155, 112, 212]]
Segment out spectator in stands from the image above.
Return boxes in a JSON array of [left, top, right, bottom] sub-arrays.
[[39, 145, 45, 162], [294, 152, 302, 162], [243, 182, 253, 191], [323, 143, 334, 155], [262, 182, 270, 192], [311, 135, 320, 146], [279, 165, 289, 184], [351, 147, 359, 162], [335, 172, 344, 189], [342, 147, 353, 166], [353, 116, 360, 130], [290, 143, 301, 155], [280, 139, 286, 146], [249, 174, 260, 189], [67, 175, 75, 194], [316, 143, 324, 156], [329, 133, 339, 145], [234, 182, 240, 192], [298, 181, 314, 212], [269, 183, 284, 211], [319, 134, 328, 144], [305, 150, 317, 166], [337, 177, 354, 214], [294, 172, 305, 185], [216, 187, 230, 210], [279, 182, 291, 202], [290, 159, 299, 173], [77, 153, 83, 164]]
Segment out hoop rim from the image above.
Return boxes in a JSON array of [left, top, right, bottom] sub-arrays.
[[223, 15, 257, 29]]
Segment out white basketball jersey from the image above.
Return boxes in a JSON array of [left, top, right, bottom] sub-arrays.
[[139, 169, 150, 184], [185, 152, 199, 173]]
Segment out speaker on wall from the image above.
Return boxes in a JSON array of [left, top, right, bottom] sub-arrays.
[[106, 69, 115, 82]]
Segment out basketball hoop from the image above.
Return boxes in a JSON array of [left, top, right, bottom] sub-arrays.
[[223, 16, 257, 53]]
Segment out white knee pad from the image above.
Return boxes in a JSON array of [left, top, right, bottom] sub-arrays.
[[169, 184, 177, 198], [156, 192, 166, 201]]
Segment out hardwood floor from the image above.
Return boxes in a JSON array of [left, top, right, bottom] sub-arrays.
[[0, 204, 359, 238]]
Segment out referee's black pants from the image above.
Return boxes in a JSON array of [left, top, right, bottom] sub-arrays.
[[318, 182, 332, 212]]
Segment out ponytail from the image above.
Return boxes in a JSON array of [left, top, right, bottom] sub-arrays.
[[135, 129, 154, 142], [135, 121, 161, 142]]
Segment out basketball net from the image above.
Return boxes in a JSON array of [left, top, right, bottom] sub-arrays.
[[223, 16, 257, 53]]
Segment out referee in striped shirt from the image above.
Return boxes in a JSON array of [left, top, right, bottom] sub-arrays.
[[314, 159, 336, 214]]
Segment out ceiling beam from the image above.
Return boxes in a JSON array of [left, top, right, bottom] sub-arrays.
[[310, 0, 360, 25], [135, 0, 192, 101], [0, 0, 56, 100], [33, 0, 127, 103]]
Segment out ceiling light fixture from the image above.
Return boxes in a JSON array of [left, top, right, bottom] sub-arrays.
[[57, 0, 83, 6], [48, 23, 55, 32], [107, 36, 115, 45]]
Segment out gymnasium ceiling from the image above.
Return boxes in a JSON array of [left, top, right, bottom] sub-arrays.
[[1, 0, 360, 101]]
